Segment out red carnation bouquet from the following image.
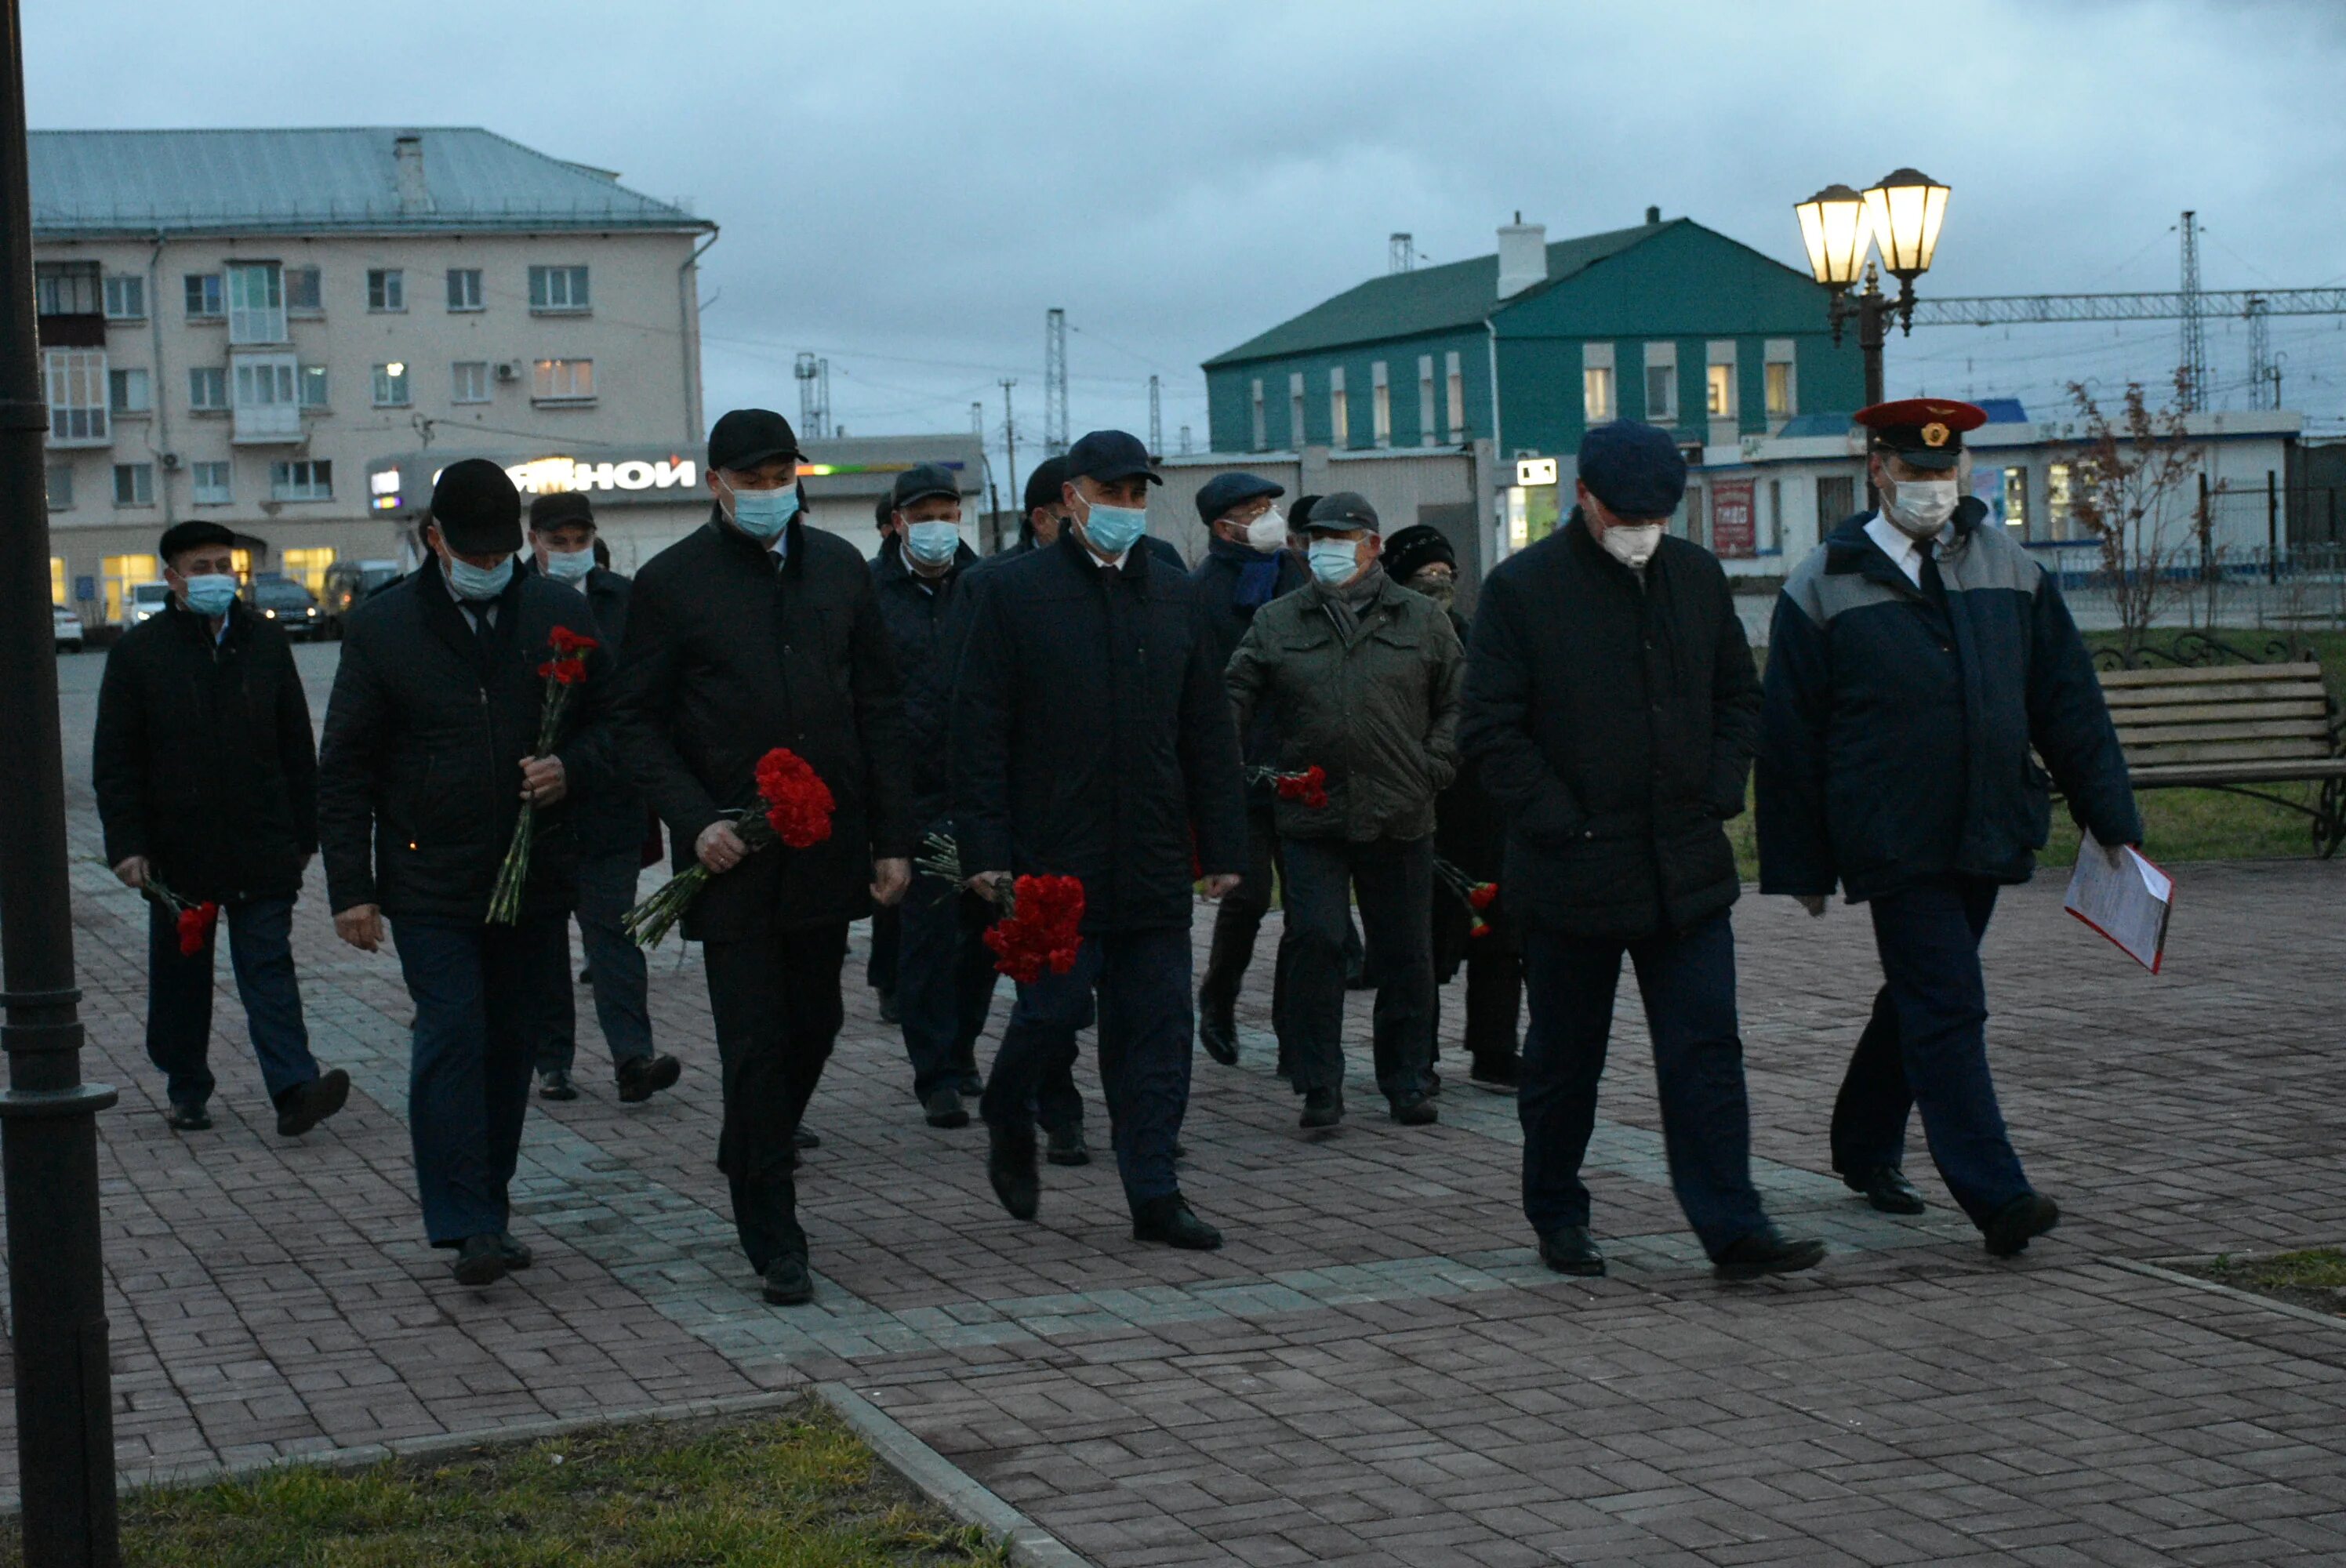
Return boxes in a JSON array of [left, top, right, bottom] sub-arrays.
[[623, 746, 835, 947], [914, 832, 1087, 983], [488, 626, 599, 924], [1249, 763, 1330, 810], [144, 875, 222, 956], [1436, 855, 1500, 939]]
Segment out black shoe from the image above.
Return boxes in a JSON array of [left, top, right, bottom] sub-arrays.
[[1197, 997, 1239, 1065], [165, 1100, 212, 1132], [1424, 1067, 1442, 1098], [1389, 1094, 1438, 1127], [924, 1087, 970, 1129], [793, 1127, 820, 1149], [1299, 1087, 1343, 1129], [761, 1254, 812, 1305], [1538, 1226, 1607, 1277], [452, 1234, 508, 1287], [1131, 1193, 1222, 1250], [877, 987, 901, 1025], [1469, 1052, 1522, 1094], [616, 1053, 682, 1104], [1045, 1123, 1090, 1166], [957, 1069, 984, 1098], [1845, 1166, 1926, 1215], [987, 1124, 1039, 1220], [496, 1231, 533, 1270], [537, 1069, 579, 1102], [275, 1069, 350, 1137], [579, 965, 593, 985], [1713, 1226, 1828, 1280], [1983, 1192, 2060, 1258]]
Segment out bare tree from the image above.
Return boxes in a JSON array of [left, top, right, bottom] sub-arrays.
[[2065, 372, 2206, 659]]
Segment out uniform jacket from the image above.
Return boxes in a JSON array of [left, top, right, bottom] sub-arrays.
[[317, 558, 614, 922], [871, 532, 980, 829], [608, 510, 915, 940], [1458, 513, 1760, 941], [93, 601, 317, 905], [1226, 570, 1464, 842], [950, 530, 1247, 934], [1756, 505, 2141, 902], [1190, 536, 1309, 781]]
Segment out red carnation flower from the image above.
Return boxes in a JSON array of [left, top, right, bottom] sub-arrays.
[[546, 625, 601, 655], [755, 748, 835, 849], [176, 902, 221, 956], [982, 873, 1086, 985], [1468, 882, 1498, 910], [1273, 764, 1330, 810]]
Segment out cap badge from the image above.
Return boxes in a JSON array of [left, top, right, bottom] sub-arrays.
[[1921, 422, 1950, 448]]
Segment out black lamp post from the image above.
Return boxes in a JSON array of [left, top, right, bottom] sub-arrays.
[[0, 1, 124, 1562]]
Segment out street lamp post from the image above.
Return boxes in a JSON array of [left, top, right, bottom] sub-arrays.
[[1795, 169, 1952, 506], [0, 2, 125, 1563]]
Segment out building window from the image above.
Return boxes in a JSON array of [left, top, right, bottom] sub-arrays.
[[102, 275, 146, 321], [1329, 367, 1349, 448], [113, 463, 154, 506], [184, 273, 223, 320], [2047, 463, 2074, 539], [187, 365, 227, 410], [285, 265, 322, 316], [1288, 372, 1306, 448], [233, 353, 300, 440], [532, 358, 594, 403], [2003, 466, 2028, 533], [1445, 350, 1465, 437], [528, 264, 590, 313], [42, 349, 107, 444], [45, 463, 71, 511], [1763, 339, 1797, 421], [191, 460, 233, 506], [1705, 364, 1734, 419], [1817, 474, 1857, 531], [367, 268, 405, 312], [1250, 378, 1266, 451], [107, 367, 151, 414], [282, 547, 336, 593], [269, 459, 332, 502], [1418, 355, 1436, 447], [300, 365, 329, 408], [372, 361, 412, 407], [225, 261, 285, 345], [1371, 361, 1392, 447], [447, 268, 484, 312], [49, 555, 65, 603], [1582, 343, 1616, 423], [1643, 343, 1679, 423], [452, 361, 490, 403], [101, 554, 158, 624], [34, 262, 100, 317]]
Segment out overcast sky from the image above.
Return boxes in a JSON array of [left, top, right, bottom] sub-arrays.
[[31, 0, 2346, 487]]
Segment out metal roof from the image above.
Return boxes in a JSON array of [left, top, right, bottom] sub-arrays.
[[1202, 220, 1671, 368], [29, 127, 713, 238]]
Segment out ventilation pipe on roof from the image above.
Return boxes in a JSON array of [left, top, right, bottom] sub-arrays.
[[1496, 212, 1546, 299], [1647, 205, 1661, 224], [393, 133, 432, 213]]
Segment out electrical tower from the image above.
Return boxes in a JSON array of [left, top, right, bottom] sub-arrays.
[[999, 378, 1019, 520], [794, 351, 831, 438], [1389, 233, 1414, 274], [1148, 374, 1161, 456], [2178, 210, 2206, 410], [2246, 296, 2274, 409], [1044, 307, 1069, 456]]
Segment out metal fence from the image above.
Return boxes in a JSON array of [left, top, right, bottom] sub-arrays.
[[2052, 541, 2346, 633]]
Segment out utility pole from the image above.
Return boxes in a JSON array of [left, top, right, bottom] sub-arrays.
[[973, 400, 999, 550], [2178, 210, 2206, 412], [0, 0, 124, 1559], [999, 378, 1019, 524], [1044, 307, 1069, 457], [1148, 374, 1161, 456], [2246, 296, 2272, 410]]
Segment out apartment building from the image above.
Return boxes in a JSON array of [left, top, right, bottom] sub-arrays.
[[31, 126, 714, 622]]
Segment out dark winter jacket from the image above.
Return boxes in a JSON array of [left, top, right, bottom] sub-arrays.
[[608, 509, 915, 940], [1226, 570, 1464, 842], [871, 532, 980, 828], [950, 529, 1247, 934], [1191, 535, 1309, 780], [1458, 512, 1761, 940], [1756, 505, 2141, 902], [525, 560, 648, 858], [317, 558, 614, 923], [93, 601, 317, 905], [1433, 606, 1508, 881]]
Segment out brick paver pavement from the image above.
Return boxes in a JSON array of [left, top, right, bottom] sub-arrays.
[[7, 647, 2344, 1564]]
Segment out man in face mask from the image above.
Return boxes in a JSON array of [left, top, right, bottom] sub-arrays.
[[521, 492, 682, 1108], [318, 460, 616, 1288], [94, 520, 350, 1140], [1757, 399, 2141, 1258], [865, 490, 905, 1026], [608, 408, 916, 1306], [1187, 471, 1306, 1067], [1459, 420, 1823, 1283]]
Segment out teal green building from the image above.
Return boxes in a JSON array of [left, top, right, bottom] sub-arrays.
[[1202, 212, 1863, 463]]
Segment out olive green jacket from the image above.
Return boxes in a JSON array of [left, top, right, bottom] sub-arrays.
[[1226, 571, 1465, 841]]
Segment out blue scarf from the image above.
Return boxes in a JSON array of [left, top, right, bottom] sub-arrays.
[[1210, 534, 1283, 610]]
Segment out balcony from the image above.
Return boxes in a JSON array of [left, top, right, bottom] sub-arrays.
[[232, 404, 302, 444]]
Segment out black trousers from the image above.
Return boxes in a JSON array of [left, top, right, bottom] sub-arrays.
[[866, 904, 901, 995], [702, 920, 848, 1269], [1281, 834, 1435, 1103], [898, 871, 1003, 1102], [1433, 892, 1524, 1063], [1199, 800, 1287, 1025]]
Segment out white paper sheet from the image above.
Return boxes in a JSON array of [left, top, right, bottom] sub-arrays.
[[2065, 830, 2174, 973]]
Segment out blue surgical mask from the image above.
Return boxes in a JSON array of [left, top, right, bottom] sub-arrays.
[[182, 574, 238, 617], [904, 521, 961, 567], [1308, 537, 1362, 586], [445, 552, 513, 601], [726, 483, 800, 541], [541, 545, 594, 583], [1077, 499, 1149, 558]]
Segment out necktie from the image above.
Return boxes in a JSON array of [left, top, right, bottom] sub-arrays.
[[471, 604, 497, 661], [1917, 538, 1950, 615]]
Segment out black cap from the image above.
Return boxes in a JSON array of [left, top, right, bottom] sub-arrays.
[[158, 518, 235, 565], [1195, 471, 1284, 524], [1855, 397, 1988, 473], [1023, 456, 1069, 514], [1576, 421, 1687, 520], [528, 492, 595, 532], [891, 463, 961, 510], [1304, 490, 1379, 535], [1062, 430, 1160, 488], [430, 458, 523, 554], [1291, 493, 1322, 530], [707, 408, 802, 474], [1383, 523, 1455, 584], [873, 491, 895, 530]]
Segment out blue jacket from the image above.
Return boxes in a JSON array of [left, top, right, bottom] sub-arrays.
[[1756, 506, 2141, 902]]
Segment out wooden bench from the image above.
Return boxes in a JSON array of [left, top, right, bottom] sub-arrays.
[[2095, 655, 2346, 857]]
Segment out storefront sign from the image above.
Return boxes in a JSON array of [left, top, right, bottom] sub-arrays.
[[1711, 477, 1756, 558]]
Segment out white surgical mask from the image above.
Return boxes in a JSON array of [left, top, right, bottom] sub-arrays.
[[1307, 537, 1362, 586], [1244, 509, 1287, 554], [542, 546, 594, 583], [1884, 477, 1959, 539], [1599, 523, 1665, 568], [904, 520, 961, 566]]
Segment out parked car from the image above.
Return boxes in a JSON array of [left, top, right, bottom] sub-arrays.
[[128, 582, 169, 626], [53, 603, 82, 652], [246, 575, 323, 639], [318, 559, 405, 640]]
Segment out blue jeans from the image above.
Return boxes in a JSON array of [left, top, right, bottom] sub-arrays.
[[1832, 877, 2032, 1225], [145, 895, 319, 1108], [1519, 913, 1767, 1259], [392, 914, 565, 1247], [1280, 834, 1435, 1103], [897, 870, 1002, 1102], [533, 848, 655, 1076], [981, 926, 1191, 1209]]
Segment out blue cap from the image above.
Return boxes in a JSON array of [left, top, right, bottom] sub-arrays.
[[1194, 471, 1284, 524], [1575, 420, 1686, 520], [1063, 430, 1160, 488]]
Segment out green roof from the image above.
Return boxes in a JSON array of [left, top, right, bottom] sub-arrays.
[[1203, 220, 1670, 368]]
